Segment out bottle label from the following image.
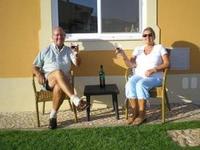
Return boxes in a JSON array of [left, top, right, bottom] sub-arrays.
[[99, 74, 105, 88], [99, 65, 105, 88]]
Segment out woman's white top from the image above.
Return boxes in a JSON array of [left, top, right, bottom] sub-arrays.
[[132, 44, 167, 78]]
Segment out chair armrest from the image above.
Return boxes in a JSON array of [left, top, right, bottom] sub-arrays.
[[70, 70, 74, 88], [125, 68, 133, 82]]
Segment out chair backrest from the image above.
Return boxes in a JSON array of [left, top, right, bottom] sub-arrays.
[[162, 48, 171, 90]]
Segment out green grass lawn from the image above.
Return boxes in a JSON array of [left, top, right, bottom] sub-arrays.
[[0, 120, 199, 150]]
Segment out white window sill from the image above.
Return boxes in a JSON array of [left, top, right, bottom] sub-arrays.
[[65, 33, 143, 41]]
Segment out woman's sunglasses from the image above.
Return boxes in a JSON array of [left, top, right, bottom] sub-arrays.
[[142, 33, 153, 38]]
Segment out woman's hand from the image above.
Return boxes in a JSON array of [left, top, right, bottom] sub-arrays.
[[115, 47, 126, 58], [145, 68, 157, 77]]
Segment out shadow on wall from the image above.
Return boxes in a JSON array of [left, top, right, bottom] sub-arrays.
[[171, 40, 200, 73], [71, 40, 129, 108], [73, 40, 127, 76], [167, 41, 200, 104], [167, 76, 200, 105]]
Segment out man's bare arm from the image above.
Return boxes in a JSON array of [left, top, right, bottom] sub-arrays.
[[32, 65, 45, 84]]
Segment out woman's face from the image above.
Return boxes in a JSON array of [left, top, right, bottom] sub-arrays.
[[142, 30, 154, 45]]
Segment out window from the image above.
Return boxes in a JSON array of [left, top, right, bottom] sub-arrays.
[[53, 0, 144, 40]]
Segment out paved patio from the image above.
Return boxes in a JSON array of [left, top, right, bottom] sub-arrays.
[[0, 102, 200, 147]]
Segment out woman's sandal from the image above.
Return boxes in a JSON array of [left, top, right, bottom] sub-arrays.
[[132, 111, 146, 126], [132, 117, 146, 126], [127, 115, 138, 125]]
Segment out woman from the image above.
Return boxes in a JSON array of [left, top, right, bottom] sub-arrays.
[[115, 27, 169, 125]]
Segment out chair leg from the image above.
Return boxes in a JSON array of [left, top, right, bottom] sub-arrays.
[[161, 96, 165, 123], [72, 104, 78, 123], [68, 99, 73, 111], [35, 101, 40, 127], [42, 101, 45, 115], [125, 98, 129, 120], [164, 89, 171, 111]]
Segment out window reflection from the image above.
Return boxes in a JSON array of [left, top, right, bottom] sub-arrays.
[[58, 0, 97, 33], [101, 0, 139, 33], [58, 0, 139, 34]]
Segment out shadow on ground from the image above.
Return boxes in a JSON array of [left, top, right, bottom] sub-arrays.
[[0, 103, 199, 129]]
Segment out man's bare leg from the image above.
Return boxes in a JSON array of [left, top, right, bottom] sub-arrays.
[[48, 70, 74, 97], [47, 70, 88, 110], [48, 84, 65, 129], [49, 84, 65, 118], [48, 70, 81, 105], [52, 84, 65, 111]]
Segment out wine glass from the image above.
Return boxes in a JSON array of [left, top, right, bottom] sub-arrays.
[[114, 43, 124, 58], [70, 43, 79, 55]]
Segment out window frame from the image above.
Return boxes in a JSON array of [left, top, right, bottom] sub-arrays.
[[39, 0, 159, 51], [52, 0, 146, 41]]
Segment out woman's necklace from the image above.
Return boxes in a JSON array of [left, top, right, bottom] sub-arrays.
[[144, 44, 154, 55]]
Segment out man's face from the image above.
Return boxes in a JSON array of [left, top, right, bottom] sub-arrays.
[[52, 29, 65, 47]]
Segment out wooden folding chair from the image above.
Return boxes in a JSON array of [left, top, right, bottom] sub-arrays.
[[32, 71, 78, 127], [124, 49, 171, 123]]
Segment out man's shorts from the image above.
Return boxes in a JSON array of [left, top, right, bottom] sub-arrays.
[[43, 80, 53, 91]]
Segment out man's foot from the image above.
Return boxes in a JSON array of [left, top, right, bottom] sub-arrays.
[[76, 98, 90, 112], [48, 118, 57, 129]]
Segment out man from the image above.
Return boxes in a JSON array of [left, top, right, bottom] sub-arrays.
[[32, 27, 88, 129]]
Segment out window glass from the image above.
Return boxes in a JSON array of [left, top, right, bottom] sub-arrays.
[[57, 0, 141, 39], [101, 0, 139, 33], [58, 0, 97, 33]]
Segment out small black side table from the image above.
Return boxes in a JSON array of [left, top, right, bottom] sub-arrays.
[[84, 84, 120, 121]]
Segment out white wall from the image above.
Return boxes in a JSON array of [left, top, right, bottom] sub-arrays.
[[0, 74, 200, 112]]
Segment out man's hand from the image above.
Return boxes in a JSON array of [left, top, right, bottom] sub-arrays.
[[36, 72, 45, 85], [70, 44, 81, 66], [71, 43, 79, 57], [32, 65, 46, 85]]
